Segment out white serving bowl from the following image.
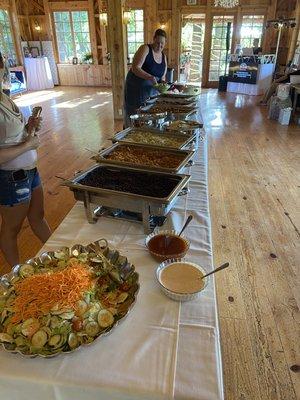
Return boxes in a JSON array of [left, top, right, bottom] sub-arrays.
[[156, 258, 209, 302]]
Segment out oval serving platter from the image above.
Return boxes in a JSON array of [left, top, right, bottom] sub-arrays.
[[0, 239, 139, 358]]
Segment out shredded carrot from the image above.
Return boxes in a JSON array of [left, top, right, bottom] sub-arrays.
[[11, 263, 93, 324]]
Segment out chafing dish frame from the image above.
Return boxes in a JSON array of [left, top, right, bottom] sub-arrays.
[[139, 104, 198, 121], [129, 112, 167, 129], [111, 127, 196, 150], [92, 142, 195, 174], [64, 164, 191, 233]]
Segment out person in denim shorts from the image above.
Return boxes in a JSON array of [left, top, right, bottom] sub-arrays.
[[0, 51, 51, 267]]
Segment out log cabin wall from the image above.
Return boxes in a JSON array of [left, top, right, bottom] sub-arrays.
[[1, 0, 299, 88]]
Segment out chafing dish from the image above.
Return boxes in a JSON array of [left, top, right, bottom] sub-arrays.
[[63, 165, 191, 233], [146, 96, 197, 106], [130, 112, 167, 129], [139, 104, 197, 120], [111, 127, 195, 150], [92, 143, 194, 174]]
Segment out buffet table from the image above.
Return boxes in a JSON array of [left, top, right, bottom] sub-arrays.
[[0, 130, 224, 399], [24, 57, 54, 91]]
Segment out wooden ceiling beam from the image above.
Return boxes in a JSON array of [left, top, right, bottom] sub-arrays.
[[28, 0, 45, 14]]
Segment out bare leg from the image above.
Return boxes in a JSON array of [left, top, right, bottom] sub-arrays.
[[0, 202, 30, 266], [27, 185, 51, 243]]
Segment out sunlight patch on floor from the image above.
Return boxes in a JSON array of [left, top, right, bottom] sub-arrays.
[[15, 90, 65, 107]]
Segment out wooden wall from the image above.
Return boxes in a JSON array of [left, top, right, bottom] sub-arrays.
[[3, 0, 300, 87]]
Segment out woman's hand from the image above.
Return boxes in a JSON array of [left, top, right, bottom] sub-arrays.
[[24, 134, 40, 151], [26, 116, 42, 135], [150, 76, 157, 85]]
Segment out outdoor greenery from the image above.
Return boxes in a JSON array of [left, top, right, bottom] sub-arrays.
[[127, 9, 144, 63], [0, 9, 16, 64], [53, 11, 91, 63]]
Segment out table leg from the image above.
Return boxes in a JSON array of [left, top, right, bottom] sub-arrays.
[[293, 90, 299, 115], [84, 191, 97, 224]]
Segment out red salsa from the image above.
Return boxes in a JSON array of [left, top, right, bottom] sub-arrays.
[[148, 234, 188, 256]]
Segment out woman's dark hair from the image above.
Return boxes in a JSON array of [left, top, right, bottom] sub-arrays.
[[154, 29, 167, 39]]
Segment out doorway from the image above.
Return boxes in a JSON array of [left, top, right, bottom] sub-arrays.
[[208, 15, 234, 84], [180, 14, 205, 86]]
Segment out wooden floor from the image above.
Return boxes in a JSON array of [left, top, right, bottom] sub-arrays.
[[1, 86, 299, 399]]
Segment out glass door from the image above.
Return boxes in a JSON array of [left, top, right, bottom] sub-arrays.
[[180, 14, 205, 86], [208, 15, 234, 83]]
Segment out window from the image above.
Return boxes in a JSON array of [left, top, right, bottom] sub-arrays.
[[240, 15, 264, 49], [53, 11, 91, 63], [0, 9, 16, 64], [127, 9, 144, 63], [209, 15, 234, 82]]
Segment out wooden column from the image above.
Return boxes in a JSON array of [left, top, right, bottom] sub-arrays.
[[88, 0, 98, 64], [97, 0, 108, 64], [202, 0, 212, 87], [145, 0, 157, 43], [170, 0, 181, 80], [43, 0, 59, 63], [107, 0, 127, 120], [262, 0, 277, 53], [10, 0, 23, 66], [287, 0, 300, 63]]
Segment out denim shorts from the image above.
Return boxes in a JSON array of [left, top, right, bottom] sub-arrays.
[[0, 168, 41, 206]]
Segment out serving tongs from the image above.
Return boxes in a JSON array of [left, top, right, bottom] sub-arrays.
[[55, 175, 78, 187], [87, 239, 133, 282]]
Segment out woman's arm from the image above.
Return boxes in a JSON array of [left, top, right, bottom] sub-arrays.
[[161, 54, 168, 82], [0, 135, 40, 164], [131, 45, 157, 83]]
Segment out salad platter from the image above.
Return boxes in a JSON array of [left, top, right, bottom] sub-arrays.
[[0, 239, 139, 358]]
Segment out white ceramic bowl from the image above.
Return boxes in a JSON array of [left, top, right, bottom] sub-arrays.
[[156, 258, 209, 302]]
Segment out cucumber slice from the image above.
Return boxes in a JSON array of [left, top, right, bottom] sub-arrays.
[[31, 330, 48, 348], [19, 264, 35, 278]]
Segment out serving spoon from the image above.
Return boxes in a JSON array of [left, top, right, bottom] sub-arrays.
[[201, 262, 230, 279], [178, 215, 193, 237]]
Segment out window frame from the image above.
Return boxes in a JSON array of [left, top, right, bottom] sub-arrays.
[[52, 10, 92, 64], [240, 14, 265, 50], [208, 14, 235, 82], [126, 9, 145, 64]]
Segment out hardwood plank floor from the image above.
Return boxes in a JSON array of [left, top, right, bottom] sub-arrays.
[[201, 91, 300, 400], [0, 86, 299, 399]]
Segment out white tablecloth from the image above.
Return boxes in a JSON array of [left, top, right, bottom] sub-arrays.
[[24, 57, 54, 91], [0, 138, 224, 400]]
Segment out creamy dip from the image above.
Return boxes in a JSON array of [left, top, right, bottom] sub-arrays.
[[160, 262, 204, 294]]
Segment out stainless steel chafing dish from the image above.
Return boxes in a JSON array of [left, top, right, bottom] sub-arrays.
[[146, 96, 198, 107], [111, 127, 196, 150], [63, 164, 191, 233], [130, 112, 167, 129], [139, 103, 197, 120], [91, 142, 195, 174]]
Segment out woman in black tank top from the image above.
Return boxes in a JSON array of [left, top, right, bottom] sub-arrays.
[[124, 29, 168, 127]]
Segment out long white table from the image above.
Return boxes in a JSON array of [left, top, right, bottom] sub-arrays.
[[0, 137, 224, 400]]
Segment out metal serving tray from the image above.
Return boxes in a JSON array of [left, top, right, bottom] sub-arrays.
[[111, 127, 195, 150], [147, 96, 197, 106], [129, 112, 167, 129], [64, 164, 191, 233], [139, 104, 197, 120], [92, 142, 195, 174]]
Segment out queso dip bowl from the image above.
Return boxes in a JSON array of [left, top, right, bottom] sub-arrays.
[[156, 258, 208, 302]]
